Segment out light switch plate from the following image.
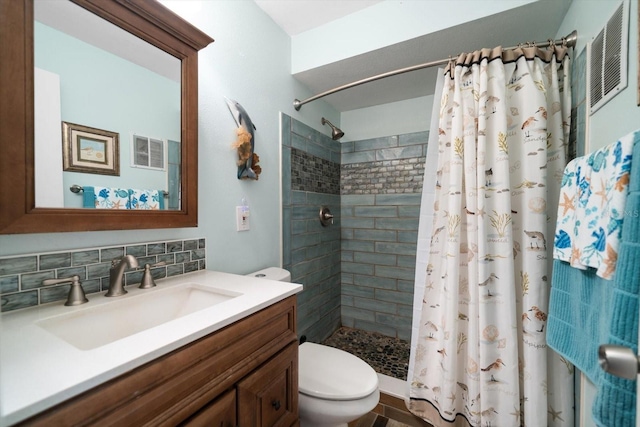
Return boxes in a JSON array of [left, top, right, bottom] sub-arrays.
[[236, 206, 250, 231]]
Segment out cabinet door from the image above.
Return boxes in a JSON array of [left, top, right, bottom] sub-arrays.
[[182, 389, 236, 427], [238, 343, 298, 427]]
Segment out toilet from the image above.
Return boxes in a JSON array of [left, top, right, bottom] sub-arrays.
[[248, 268, 380, 427]]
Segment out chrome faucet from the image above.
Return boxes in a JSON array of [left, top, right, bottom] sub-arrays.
[[106, 255, 139, 297]]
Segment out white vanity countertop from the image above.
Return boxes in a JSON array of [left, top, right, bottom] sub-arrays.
[[0, 270, 302, 426]]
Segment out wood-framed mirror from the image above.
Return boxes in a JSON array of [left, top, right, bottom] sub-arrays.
[[0, 0, 213, 234]]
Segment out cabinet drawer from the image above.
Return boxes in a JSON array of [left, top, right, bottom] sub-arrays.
[[238, 342, 298, 427], [182, 389, 236, 427]]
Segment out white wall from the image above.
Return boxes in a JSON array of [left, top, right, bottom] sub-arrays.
[[340, 95, 434, 141], [292, 0, 535, 73]]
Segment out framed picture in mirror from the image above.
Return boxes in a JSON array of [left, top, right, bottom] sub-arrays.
[[62, 121, 119, 176]]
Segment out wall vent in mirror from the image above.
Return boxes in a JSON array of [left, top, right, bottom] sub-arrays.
[[133, 135, 166, 170]]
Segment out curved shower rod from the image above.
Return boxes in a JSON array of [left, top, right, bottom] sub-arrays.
[[293, 30, 577, 111]]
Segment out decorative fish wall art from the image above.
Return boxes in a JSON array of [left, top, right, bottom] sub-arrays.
[[225, 97, 261, 180]]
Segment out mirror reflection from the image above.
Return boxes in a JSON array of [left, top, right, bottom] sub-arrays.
[[33, 0, 181, 210]]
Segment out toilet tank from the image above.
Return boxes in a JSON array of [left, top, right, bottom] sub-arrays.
[[246, 267, 291, 282]]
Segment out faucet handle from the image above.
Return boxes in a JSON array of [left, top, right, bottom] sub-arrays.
[[42, 275, 89, 306], [139, 261, 166, 289]]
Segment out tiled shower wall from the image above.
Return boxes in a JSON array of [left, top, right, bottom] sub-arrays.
[[282, 112, 428, 342], [0, 238, 206, 312], [282, 114, 342, 343], [340, 132, 427, 340]]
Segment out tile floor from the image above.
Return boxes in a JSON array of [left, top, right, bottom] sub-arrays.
[[321, 326, 410, 380]]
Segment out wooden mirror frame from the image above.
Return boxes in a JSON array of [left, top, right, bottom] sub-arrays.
[[0, 0, 213, 234]]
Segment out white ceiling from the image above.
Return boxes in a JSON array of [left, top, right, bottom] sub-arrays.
[[255, 0, 574, 112]]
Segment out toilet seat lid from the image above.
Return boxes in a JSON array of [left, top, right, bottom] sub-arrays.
[[299, 342, 378, 400]]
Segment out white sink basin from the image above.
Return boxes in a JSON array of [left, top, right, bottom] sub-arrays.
[[37, 283, 241, 350]]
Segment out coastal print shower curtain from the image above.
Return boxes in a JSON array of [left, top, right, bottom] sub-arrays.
[[409, 46, 574, 426]]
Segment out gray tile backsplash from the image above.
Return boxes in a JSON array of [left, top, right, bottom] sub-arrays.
[[0, 238, 206, 312]]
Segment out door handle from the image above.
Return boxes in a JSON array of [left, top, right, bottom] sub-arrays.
[[598, 344, 639, 380]]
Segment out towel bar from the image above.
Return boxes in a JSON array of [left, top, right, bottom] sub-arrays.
[[70, 184, 168, 197]]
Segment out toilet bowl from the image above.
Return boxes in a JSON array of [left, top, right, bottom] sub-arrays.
[[248, 268, 380, 427], [298, 342, 379, 426]]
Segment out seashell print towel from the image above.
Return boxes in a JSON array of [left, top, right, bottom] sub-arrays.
[[553, 130, 635, 280]]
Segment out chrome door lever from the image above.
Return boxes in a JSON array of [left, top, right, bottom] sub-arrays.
[[598, 344, 640, 380]]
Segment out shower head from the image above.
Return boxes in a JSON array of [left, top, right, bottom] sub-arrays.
[[321, 118, 344, 141]]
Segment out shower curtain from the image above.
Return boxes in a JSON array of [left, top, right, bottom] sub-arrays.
[[409, 45, 574, 426]]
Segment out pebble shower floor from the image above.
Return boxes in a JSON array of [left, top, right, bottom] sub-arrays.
[[322, 327, 410, 380]]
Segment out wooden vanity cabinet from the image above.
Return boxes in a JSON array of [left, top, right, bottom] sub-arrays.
[[19, 296, 298, 427]]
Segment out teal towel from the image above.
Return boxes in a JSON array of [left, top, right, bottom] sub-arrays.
[[82, 186, 96, 208], [548, 130, 640, 427]]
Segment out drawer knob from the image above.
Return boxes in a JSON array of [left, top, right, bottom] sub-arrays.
[[272, 400, 281, 411]]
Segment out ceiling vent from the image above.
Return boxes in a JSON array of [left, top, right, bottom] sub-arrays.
[[589, 0, 629, 114]]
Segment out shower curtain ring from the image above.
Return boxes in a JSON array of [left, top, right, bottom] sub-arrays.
[[548, 38, 556, 50]]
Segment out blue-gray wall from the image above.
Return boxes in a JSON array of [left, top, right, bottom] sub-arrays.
[[282, 113, 428, 342], [340, 132, 428, 341], [282, 114, 342, 342]]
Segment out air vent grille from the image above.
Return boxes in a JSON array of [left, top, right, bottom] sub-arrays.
[[589, 0, 628, 114]]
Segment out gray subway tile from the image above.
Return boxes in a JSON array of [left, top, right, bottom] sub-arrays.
[[342, 284, 375, 298], [183, 240, 197, 251], [167, 241, 183, 253], [375, 289, 414, 305], [353, 274, 397, 290], [0, 256, 37, 276], [126, 245, 147, 257], [375, 242, 417, 256], [354, 296, 397, 314], [341, 217, 375, 229], [191, 249, 206, 260], [342, 150, 375, 164], [72, 250, 100, 266], [184, 261, 199, 273], [398, 205, 421, 217], [375, 218, 419, 231], [375, 265, 415, 281], [341, 262, 374, 275], [376, 193, 422, 205], [341, 194, 376, 206], [56, 266, 87, 280], [354, 252, 397, 266], [87, 263, 111, 279], [157, 253, 175, 265], [342, 240, 374, 252], [21, 271, 55, 290], [376, 145, 423, 161], [148, 243, 167, 255], [354, 136, 398, 152], [398, 131, 429, 146], [175, 252, 190, 264], [0, 276, 19, 294], [40, 253, 71, 270], [354, 206, 398, 217], [1, 291, 38, 312], [341, 306, 375, 322], [101, 247, 124, 262], [353, 229, 397, 242], [398, 231, 419, 243], [167, 263, 184, 277]]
